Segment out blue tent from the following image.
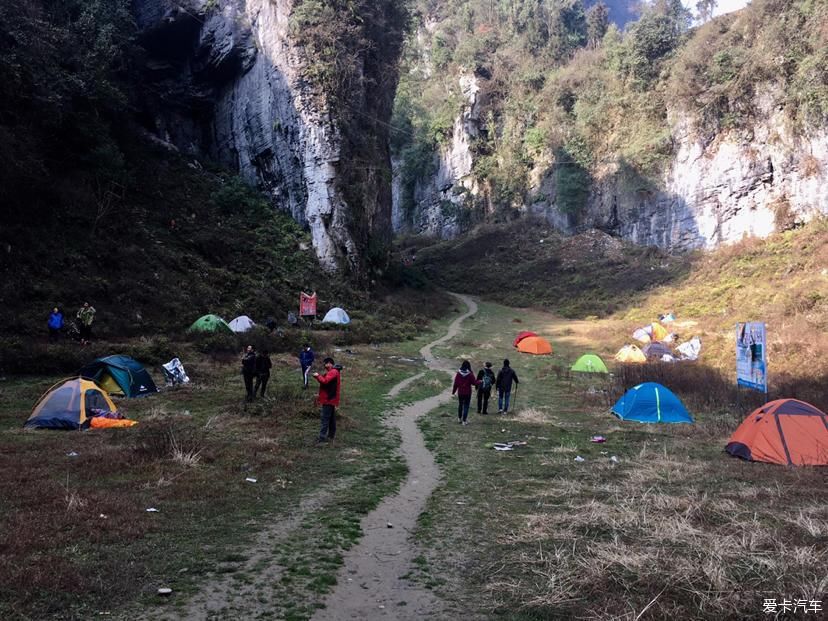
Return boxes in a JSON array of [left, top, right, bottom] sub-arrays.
[[611, 382, 693, 424], [79, 355, 158, 398]]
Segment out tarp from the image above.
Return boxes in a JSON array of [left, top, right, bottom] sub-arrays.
[[517, 336, 553, 355], [614, 344, 646, 364], [677, 336, 702, 361], [571, 354, 609, 373], [229, 315, 255, 333], [513, 331, 538, 347], [726, 399, 828, 466], [79, 355, 158, 398], [322, 307, 350, 325], [25, 378, 117, 430], [162, 358, 190, 385], [189, 314, 232, 333], [611, 382, 693, 424]]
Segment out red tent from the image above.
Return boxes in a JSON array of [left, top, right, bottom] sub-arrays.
[[513, 331, 537, 347]]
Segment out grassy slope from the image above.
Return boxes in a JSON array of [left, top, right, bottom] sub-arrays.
[[415, 218, 828, 391], [0, 308, 462, 620], [415, 300, 827, 620]]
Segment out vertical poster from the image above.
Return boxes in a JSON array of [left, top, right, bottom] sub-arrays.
[[736, 322, 767, 393], [300, 291, 317, 317]]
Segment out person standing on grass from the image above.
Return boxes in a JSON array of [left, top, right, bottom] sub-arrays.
[[476, 361, 496, 415], [299, 344, 315, 389], [452, 360, 480, 426], [313, 357, 341, 444], [496, 358, 519, 414], [254, 349, 272, 398], [48, 307, 64, 342], [76, 302, 96, 345], [241, 345, 257, 402]]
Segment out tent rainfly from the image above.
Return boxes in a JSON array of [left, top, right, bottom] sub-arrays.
[[229, 315, 255, 333], [322, 307, 350, 325], [571, 354, 609, 373]]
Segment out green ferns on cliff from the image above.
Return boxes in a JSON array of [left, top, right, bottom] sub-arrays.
[[393, 0, 828, 222]]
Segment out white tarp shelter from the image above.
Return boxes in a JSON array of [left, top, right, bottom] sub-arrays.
[[677, 336, 702, 361], [229, 315, 255, 333], [322, 307, 350, 325]]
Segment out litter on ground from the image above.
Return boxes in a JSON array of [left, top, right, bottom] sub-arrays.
[[590, 435, 606, 443], [245, 477, 257, 483], [145, 507, 160, 513], [574, 456, 586, 462]]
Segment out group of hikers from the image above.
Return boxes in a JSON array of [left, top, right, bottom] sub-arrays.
[[240, 343, 341, 446], [453, 359, 519, 425], [47, 302, 97, 345]]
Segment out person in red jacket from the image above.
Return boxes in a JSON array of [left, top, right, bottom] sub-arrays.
[[313, 357, 341, 444], [452, 359, 480, 426]]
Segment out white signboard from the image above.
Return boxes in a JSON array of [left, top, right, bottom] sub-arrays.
[[736, 322, 767, 393]]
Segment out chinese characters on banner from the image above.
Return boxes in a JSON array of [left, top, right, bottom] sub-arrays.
[[736, 322, 767, 393], [300, 292, 317, 317]]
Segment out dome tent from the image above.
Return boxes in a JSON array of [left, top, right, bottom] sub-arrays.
[[25, 378, 117, 430], [513, 331, 537, 347], [322, 307, 350, 325], [726, 399, 828, 466], [614, 344, 646, 364], [571, 354, 609, 373], [229, 315, 255, 333], [516, 336, 553, 355], [611, 382, 693, 424], [79, 355, 158, 398], [189, 314, 232, 333]]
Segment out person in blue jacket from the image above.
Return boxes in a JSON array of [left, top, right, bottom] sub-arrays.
[[299, 344, 315, 388], [47, 307, 64, 342]]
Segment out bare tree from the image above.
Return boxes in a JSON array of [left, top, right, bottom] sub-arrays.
[[696, 0, 717, 23]]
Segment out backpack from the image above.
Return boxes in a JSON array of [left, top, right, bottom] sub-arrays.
[[480, 369, 493, 391]]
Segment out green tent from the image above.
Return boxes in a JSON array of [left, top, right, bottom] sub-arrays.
[[571, 354, 609, 373], [189, 314, 233, 334]]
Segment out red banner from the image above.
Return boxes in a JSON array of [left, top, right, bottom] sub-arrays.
[[300, 292, 317, 316]]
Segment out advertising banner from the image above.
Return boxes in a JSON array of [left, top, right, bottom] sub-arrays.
[[300, 292, 317, 317], [736, 322, 767, 393]]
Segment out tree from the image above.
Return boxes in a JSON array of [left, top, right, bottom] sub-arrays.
[[696, 0, 717, 23], [586, 2, 610, 48]]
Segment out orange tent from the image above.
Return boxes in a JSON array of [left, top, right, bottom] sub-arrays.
[[516, 336, 552, 355], [513, 331, 537, 347], [726, 399, 828, 466]]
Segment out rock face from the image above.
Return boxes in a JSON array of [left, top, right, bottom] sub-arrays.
[[133, 0, 401, 275], [399, 79, 828, 249]]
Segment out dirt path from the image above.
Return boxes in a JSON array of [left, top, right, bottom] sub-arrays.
[[312, 293, 477, 620]]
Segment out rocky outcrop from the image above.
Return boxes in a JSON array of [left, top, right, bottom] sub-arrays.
[[133, 0, 402, 275]]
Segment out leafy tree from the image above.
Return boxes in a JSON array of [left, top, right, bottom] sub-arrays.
[[696, 0, 717, 23], [586, 2, 609, 48]]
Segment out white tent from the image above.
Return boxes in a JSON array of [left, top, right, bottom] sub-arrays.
[[632, 328, 651, 343], [229, 315, 255, 333], [322, 307, 350, 325]]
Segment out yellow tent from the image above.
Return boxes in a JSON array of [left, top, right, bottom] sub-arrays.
[[650, 322, 669, 342], [614, 344, 647, 364], [25, 378, 117, 430]]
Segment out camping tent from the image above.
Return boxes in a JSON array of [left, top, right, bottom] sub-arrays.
[[650, 322, 669, 342], [322, 307, 350, 325], [643, 342, 672, 360], [189, 314, 232, 333], [513, 331, 538, 347], [611, 382, 693, 423], [632, 328, 651, 343], [677, 337, 702, 361], [517, 336, 553, 355], [79, 355, 158, 398], [571, 354, 609, 373], [614, 344, 646, 364], [25, 378, 117, 430], [229, 315, 255, 333], [726, 399, 828, 466]]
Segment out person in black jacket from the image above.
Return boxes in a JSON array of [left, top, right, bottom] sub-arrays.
[[254, 349, 272, 398], [495, 358, 519, 414], [241, 345, 257, 402], [476, 361, 496, 415]]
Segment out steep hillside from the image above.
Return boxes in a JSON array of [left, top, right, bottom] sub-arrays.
[[392, 0, 828, 248]]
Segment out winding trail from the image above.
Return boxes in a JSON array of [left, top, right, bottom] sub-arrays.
[[313, 293, 478, 620]]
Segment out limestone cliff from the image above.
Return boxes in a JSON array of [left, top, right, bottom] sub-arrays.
[[133, 0, 404, 275]]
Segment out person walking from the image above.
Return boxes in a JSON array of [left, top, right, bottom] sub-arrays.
[[241, 345, 257, 402], [452, 360, 480, 426], [476, 361, 496, 415], [313, 357, 341, 444], [496, 358, 519, 414], [48, 307, 64, 342], [299, 344, 315, 389], [76, 302, 96, 345], [254, 349, 272, 398]]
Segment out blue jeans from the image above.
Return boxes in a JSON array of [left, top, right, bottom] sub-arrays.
[[457, 395, 471, 422], [498, 391, 511, 412]]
